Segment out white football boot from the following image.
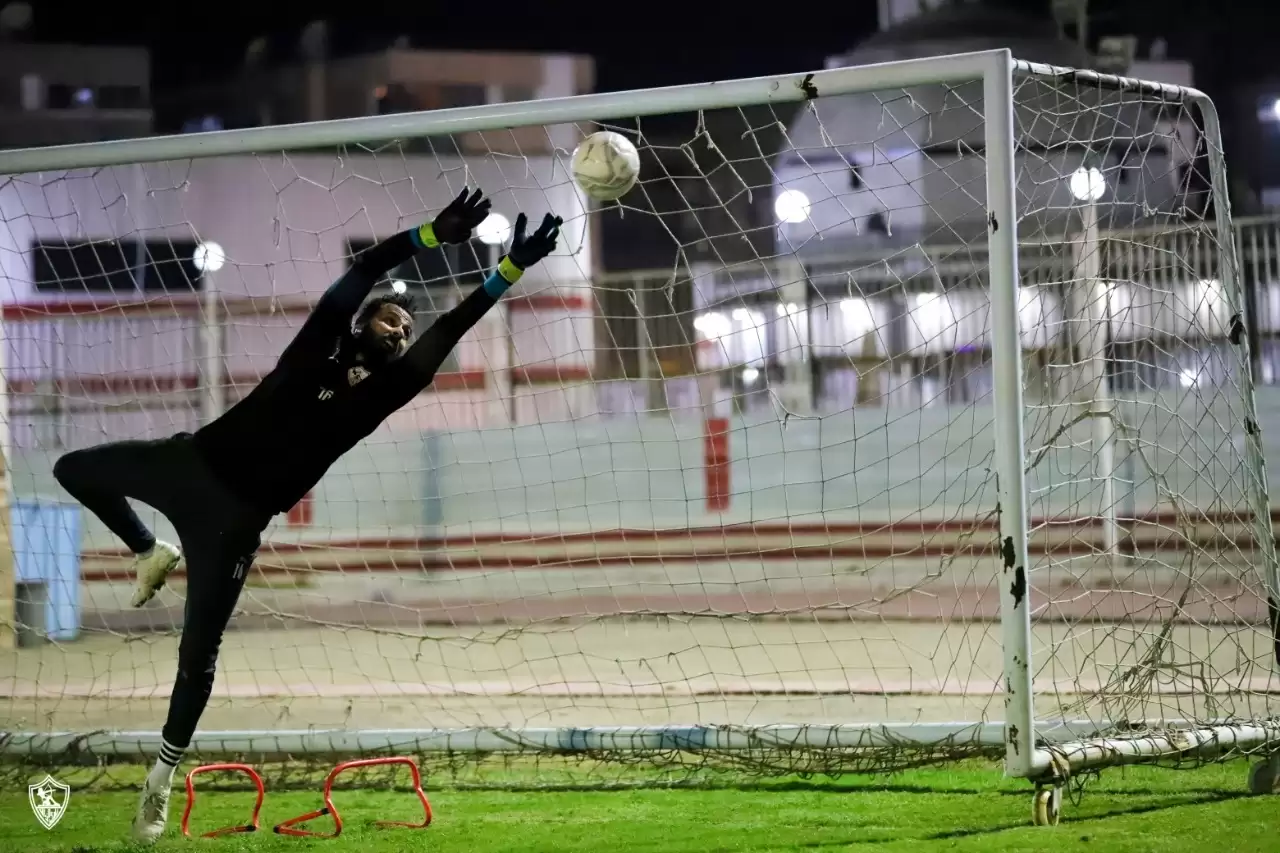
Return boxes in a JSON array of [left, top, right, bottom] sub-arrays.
[[130, 774, 172, 844], [129, 540, 182, 607]]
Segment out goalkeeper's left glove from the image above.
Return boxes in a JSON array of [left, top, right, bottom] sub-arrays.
[[487, 212, 562, 296], [506, 212, 562, 270], [417, 187, 492, 247]]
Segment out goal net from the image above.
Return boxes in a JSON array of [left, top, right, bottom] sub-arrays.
[[1, 52, 1277, 797]]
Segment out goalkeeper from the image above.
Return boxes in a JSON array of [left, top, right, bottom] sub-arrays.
[[51, 188, 562, 844]]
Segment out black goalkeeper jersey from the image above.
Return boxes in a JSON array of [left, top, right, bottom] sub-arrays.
[[194, 328, 407, 515], [193, 231, 497, 516]]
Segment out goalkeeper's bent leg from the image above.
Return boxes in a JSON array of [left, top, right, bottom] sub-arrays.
[[54, 437, 197, 607], [53, 439, 165, 553]]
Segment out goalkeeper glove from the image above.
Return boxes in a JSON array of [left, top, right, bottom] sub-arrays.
[[416, 187, 492, 247], [487, 213, 563, 296]]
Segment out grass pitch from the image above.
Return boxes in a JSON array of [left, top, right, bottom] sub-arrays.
[[1, 760, 1277, 853]]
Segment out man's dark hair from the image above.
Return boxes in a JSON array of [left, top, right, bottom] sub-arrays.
[[356, 292, 419, 329]]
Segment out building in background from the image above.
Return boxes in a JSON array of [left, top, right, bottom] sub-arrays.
[[0, 3, 152, 149], [0, 152, 594, 446], [159, 20, 593, 158], [592, 0, 1205, 416], [775, 0, 1193, 264], [663, 0, 1228, 418], [0, 16, 604, 443]]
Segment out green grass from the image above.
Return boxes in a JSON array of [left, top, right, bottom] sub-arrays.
[[1, 761, 1276, 853]]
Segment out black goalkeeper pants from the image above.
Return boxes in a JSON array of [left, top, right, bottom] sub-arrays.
[[54, 434, 271, 751]]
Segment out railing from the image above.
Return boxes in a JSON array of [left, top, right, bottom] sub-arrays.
[[603, 216, 1280, 405]]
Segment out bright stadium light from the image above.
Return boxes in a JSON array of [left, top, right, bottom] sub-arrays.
[[774, 189, 811, 224], [477, 212, 512, 246], [192, 241, 226, 273], [693, 312, 732, 339], [390, 279, 407, 294], [1069, 167, 1106, 202]]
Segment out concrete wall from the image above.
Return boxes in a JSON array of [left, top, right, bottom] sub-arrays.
[[13, 387, 1277, 554]]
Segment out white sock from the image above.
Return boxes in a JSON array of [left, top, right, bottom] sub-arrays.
[[148, 739, 184, 787]]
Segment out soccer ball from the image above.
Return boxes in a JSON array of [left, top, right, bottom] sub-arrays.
[[571, 131, 640, 202]]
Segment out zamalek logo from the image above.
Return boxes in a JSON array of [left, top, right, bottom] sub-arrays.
[[348, 365, 371, 386], [28, 774, 70, 830]]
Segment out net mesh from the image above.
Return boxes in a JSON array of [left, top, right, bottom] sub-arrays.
[[1012, 71, 1278, 734], [0, 63, 1276, 792]]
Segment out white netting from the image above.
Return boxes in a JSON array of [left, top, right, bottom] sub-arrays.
[[1010, 70, 1279, 740], [0, 59, 1276, 790]]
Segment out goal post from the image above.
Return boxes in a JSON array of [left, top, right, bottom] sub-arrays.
[[1, 47, 1278, 814], [1003, 58, 1280, 805], [1013, 56, 1274, 768], [984, 52, 1038, 779]]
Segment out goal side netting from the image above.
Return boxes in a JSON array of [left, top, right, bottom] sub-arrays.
[[0, 50, 1277, 793]]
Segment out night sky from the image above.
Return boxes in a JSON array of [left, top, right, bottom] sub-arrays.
[[27, 0, 871, 92], [22, 1, 1280, 98]]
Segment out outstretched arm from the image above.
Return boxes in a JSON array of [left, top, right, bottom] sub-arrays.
[[282, 188, 492, 362], [393, 212, 563, 390]]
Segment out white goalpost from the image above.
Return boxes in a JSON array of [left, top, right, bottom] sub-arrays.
[[1, 48, 1278, 823]]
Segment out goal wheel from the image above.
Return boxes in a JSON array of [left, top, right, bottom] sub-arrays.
[[273, 756, 432, 838], [181, 763, 265, 838], [1031, 785, 1061, 826], [1247, 756, 1280, 795]]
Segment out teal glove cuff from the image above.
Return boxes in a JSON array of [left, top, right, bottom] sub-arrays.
[[483, 270, 511, 299], [483, 258, 525, 298]]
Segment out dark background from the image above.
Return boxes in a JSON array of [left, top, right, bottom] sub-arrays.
[[22, 1, 1270, 96], [25, 0, 1280, 198]]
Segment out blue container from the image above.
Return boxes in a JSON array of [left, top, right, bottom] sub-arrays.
[[11, 500, 83, 642]]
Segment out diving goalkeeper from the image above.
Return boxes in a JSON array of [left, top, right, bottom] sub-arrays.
[[52, 188, 562, 844]]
